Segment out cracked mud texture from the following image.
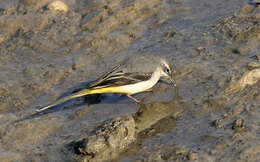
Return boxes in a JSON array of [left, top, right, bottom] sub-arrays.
[[0, 0, 260, 161]]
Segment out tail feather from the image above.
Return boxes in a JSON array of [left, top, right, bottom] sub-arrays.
[[36, 89, 91, 112]]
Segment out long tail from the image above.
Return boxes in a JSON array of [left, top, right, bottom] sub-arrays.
[[36, 89, 91, 112]]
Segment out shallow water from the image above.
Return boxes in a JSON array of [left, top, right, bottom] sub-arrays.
[[0, 0, 260, 161]]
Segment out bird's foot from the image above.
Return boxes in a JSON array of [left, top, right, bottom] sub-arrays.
[[127, 95, 140, 103]]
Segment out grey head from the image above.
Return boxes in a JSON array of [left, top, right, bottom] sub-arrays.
[[121, 55, 170, 72], [120, 55, 175, 85]]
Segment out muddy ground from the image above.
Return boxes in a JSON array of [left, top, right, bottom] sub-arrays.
[[0, 0, 260, 161]]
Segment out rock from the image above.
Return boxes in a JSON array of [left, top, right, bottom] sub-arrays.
[[253, 13, 260, 19], [225, 68, 260, 93], [238, 4, 254, 15], [212, 119, 223, 129], [232, 118, 245, 132], [248, 61, 260, 70], [196, 46, 206, 52], [47, 1, 69, 13], [256, 54, 260, 61], [74, 115, 136, 159], [0, 34, 6, 43]]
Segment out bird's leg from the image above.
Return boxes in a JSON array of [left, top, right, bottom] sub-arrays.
[[127, 95, 140, 103]]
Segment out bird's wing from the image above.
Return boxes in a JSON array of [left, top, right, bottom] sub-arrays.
[[88, 64, 121, 88], [89, 72, 152, 89]]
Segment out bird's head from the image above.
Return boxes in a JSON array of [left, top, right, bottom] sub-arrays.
[[158, 58, 176, 86]]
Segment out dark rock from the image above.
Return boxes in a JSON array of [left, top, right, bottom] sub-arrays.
[[212, 119, 223, 129], [232, 118, 245, 132], [73, 115, 136, 159]]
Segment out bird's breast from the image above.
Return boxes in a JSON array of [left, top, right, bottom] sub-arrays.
[[118, 69, 161, 95]]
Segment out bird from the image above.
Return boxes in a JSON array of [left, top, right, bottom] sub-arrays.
[[36, 55, 176, 112]]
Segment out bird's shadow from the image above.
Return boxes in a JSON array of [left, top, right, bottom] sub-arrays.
[[12, 80, 132, 124]]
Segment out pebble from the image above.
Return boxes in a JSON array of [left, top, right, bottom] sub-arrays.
[[248, 61, 260, 69], [47, 1, 69, 13], [256, 54, 260, 61], [232, 118, 245, 132], [196, 46, 205, 52], [212, 119, 223, 129], [0, 34, 6, 43], [239, 4, 254, 15]]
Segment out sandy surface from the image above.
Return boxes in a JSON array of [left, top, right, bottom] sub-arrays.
[[0, 0, 260, 161]]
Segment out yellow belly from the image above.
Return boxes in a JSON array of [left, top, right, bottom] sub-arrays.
[[87, 67, 161, 95], [87, 87, 127, 94]]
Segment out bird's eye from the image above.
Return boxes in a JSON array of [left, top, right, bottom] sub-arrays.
[[164, 67, 170, 74]]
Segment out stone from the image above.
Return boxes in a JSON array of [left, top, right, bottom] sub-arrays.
[[74, 115, 136, 157], [232, 118, 245, 132], [225, 68, 260, 93], [212, 119, 223, 129], [248, 61, 260, 70], [238, 4, 254, 15], [47, 1, 69, 13]]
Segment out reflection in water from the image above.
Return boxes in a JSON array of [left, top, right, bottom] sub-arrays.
[[118, 87, 185, 160], [133, 86, 184, 137]]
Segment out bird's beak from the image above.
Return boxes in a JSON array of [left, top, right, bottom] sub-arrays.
[[168, 74, 176, 87], [169, 77, 176, 87]]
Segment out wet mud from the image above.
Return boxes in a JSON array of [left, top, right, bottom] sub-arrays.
[[0, 0, 260, 161]]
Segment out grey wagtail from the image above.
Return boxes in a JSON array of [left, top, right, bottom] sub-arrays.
[[36, 55, 176, 112]]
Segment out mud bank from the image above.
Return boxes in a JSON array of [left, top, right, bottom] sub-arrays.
[[0, 0, 260, 161]]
